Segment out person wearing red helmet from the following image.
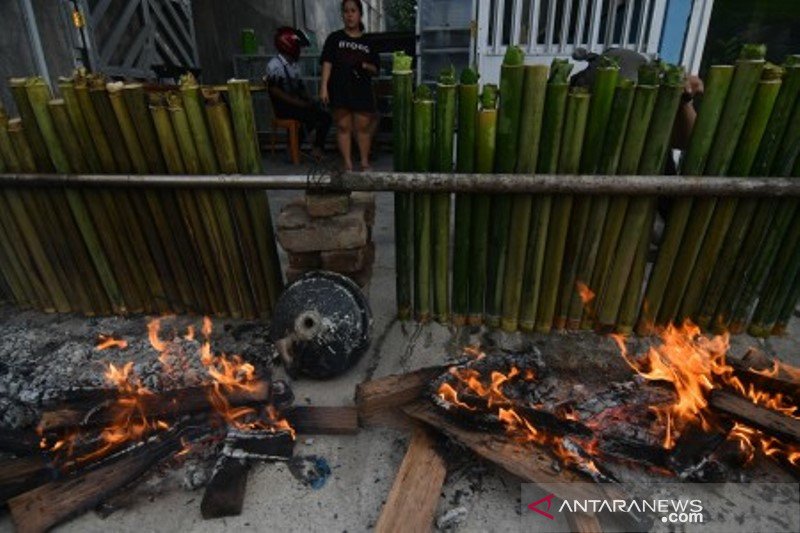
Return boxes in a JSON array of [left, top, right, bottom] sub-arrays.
[[267, 26, 332, 160]]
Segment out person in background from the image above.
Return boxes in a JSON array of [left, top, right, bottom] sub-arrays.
[[319, 0, 380, 171], [267, 26, 332, 161]]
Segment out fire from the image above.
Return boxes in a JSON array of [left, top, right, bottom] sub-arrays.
[[576, 281, 595, 305], [96, 334, 128, 351], [613, 320, 800, 465]]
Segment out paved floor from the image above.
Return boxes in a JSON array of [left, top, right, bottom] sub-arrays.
[[1, 147, 799, 532]]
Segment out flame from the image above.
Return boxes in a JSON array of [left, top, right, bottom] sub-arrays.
[[614, 320, 800, 463], [576, 281, 595, 305], [96, 334, 128, 351]]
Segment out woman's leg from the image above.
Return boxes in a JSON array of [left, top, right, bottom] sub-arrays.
[[354, 112, 375, 169], [333, 109, 354, 171]]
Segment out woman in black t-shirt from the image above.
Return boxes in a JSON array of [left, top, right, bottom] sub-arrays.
[[320, 0, 379, 171]]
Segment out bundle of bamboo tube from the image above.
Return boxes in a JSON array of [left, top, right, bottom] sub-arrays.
[[391, 43, 800, 338], [0, 73, 282, 318]]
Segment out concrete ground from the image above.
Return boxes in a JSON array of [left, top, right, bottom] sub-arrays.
[[1, 148, 800, 532]]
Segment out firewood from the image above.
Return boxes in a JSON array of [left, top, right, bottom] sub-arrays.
[[566, 512, 603, 533], [201, 457, 249, 519], [355, 365, 448, 428], [39, 382, 270, 432], [8, 426, 202, 533], [728, 354, 800, 401], [668, 423, 730, 477], [0, 456, 53, 504], [222, 428, 294, 461], [0, 429, 41, 456], [283, 406, 359, 435], [710, 389, 800, 445], [375, 425, 446, 533]]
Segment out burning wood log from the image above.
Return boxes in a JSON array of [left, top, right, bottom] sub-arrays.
[[201, 457, 249, 519], [39, 382, 270, 432], [375, 426, 446, 533], [221, 428, 294, 461], [728, 352, 800, 401], [0, 456, 53, 504], [0, 428, 41, 456], [283, 406, 359, 435], [709, 389, 800, 446], [8, 425, 204, 533], [355, 365, 448, 428]]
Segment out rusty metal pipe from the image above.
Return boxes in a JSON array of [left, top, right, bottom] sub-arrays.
[[0, 172, 798, 197]]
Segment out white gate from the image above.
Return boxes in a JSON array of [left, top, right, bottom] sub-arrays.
[[475, 0, 712, 83]]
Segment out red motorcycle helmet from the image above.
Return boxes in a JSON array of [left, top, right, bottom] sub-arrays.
[[274, 27, 310, 61]]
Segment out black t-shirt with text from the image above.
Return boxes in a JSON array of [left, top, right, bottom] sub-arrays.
[[320, 29, 379, 112]]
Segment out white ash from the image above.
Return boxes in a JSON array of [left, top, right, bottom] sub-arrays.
[[0, 306, 274, 430], [436, 506, 468, 530]]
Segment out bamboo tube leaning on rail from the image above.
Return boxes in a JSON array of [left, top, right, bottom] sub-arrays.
[[167, 92, 230, 317], [486, 46, 525, 328], [452, 66, 479, 325], [591, 64, 660, 330], [228, 78, 283, 313], [501, 63, 548, 332], [658, 47, 764, 324], [391, 52, 414, 320], [58, 78, 102, 172], [0, 107, 56, 312], [413, 84, 434, 321], [748, 207, 800, 336], [696, 63, 784, 331], [181, 74, 242, 318], [72, 70, 117, 173], [709, 56, 800, 331], [579, 77, 635, 328], [8, 78, 53, 172], [0, 117, 31, 306], [635, 64, 734, 333], [433, 66, 457, 323], [519, 59, 571, 332], [678, 46, 781, 319], [88, 74, 133, 173], [564, 56, 620, 329], [617, 64, 686, 333], [468, 84, 498, 325], [535, 86, 590, 333]]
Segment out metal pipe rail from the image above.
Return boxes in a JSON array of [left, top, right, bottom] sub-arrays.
[[0, 171, 798, 197]]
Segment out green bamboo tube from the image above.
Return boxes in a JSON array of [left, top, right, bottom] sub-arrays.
[[168, 93, 202, 174], [58, 78, 102, 173], [413, 85, 434, 321], [501, 64, 548, 332], [79, 87, 157, 313], [452, 67, 479, 324], [88, 76, 133, 173], [635, 65, 735, 333], [591, 68, 659, 328], [73, 73, 117, 173], [227, 80, 283, 311], [0, 223, 29, 306], [486, 46, 525, 328], [180, 73, 220, 174], [563, 58, 620, 329], [772, 259, 800, 335], [393, 53, 415, 320], [0, 194, 49, 309], [535, 87, 590, 333], [771, 97, 800, 177], [48, 99, 89, 172], [123, 83, 168, 173], [748, 209, 800, 336], [468, 85, 498, 325], [729, 199, 798, 332], [578, 79, 635, 329], [9, 78, 53, 172], [11, 93, 123, 313], [0, 109, 21, 171], [617, 66, 686, 333], [204, 90, 239, 173], [432, 67, 456, 323], [230, 193, 266, 317], [9, 117, 111, 314], [150, 99, 214, 312], [107, 82, 149, 174], [227, 79, 262, 173], [666, 47, 766, 325], [751, 55, 800, 175], [696, 65, 783, 330], [518, 60, 571, 331]]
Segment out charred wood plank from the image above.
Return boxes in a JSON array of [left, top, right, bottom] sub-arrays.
[[39, 382, 270, 432], [727, 354, 800, 402], [668, 423, 730, 479], [710, 389, 800, 445], [201, 457, 249, 519], [283, 406, 359, 435], [0, 429, 42, 456], [597, 436, 671, 470], [355, 365, 448, 428], [0, 456, 54, 505], [375, 425, 446, 533], [222, 428, 294, 461], [8, 426, 201, 533]]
